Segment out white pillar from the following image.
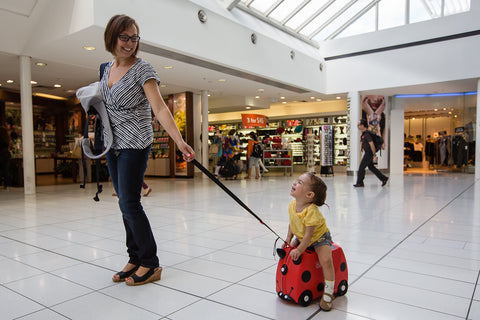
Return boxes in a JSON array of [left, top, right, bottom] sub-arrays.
[[192, 93, 201, 174], [19, 55, 36, 194], [390, 98, 405, 175], [476, 80, 480, 181], [201, 90, 209, 172], [347, 92, 361, 176]]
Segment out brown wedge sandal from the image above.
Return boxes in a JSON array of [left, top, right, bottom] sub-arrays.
[[125, 266, 162, 286], [112, 264, 139, 283]]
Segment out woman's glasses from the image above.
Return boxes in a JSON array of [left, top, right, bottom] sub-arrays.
[[118, 34, 140, 43]]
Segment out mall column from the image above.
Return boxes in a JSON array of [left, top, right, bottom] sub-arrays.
[[347, 92, 361, 177], [20, 55, 35, 195], [476, 79, 480, 181], [201, 90, 209, 173]]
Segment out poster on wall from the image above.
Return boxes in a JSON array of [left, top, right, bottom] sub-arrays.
[[362, 95, 388, 168]]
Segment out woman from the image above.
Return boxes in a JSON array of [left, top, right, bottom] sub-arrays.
[[245, 132, 261, 179], [102, 15, 194, 286]]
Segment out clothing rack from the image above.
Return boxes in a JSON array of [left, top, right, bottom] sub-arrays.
[[432, 134, 469, 172]]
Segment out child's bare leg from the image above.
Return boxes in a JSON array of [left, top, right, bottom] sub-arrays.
[[317, 245, 334, 280], [316, 245, 335, 310]]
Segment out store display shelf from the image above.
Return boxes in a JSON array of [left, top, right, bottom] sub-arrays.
[[263, 149, 293, 176]]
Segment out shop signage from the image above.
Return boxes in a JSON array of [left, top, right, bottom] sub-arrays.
[[241, 114, 266, 128]]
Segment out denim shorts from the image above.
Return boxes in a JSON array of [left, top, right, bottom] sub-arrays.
[[310, 231, 333, 249], [249, 156, 260, 168], [294, 231, 332, 249]]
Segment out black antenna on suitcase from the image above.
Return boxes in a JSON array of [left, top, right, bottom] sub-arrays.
[[192, 159, 285, 242]]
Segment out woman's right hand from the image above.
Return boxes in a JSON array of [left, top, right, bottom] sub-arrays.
[[178, 141, 195, 162]]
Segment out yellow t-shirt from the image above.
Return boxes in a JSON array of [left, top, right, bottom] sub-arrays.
[[288, 200, 329, 246]]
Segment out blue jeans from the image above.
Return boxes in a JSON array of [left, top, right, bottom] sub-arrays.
[[106, 146, 159, 268]]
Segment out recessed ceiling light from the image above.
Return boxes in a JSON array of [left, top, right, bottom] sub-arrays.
[[160, 84, 167, 88], [32, 93, 67, 100], [310, 97, 315, 99], [83, 46, 96, 51], [257, 88, 264, 92], [218, 79, 226, 82], [434, 108, 438, 111], [336, 96, 341, 99], [35, 62, 47, 67], [163, 66, 173, 69], [30, 81, 37, 84], [255, 96, 260, 99], [246, 106, 251, 109], [316, 98, 322, 101], [280, 96, 285, 99], [207, 94, 211, 97], [6, 80, 14, 83], [54, 84, 61, 88], [282, 101, 287, 104]]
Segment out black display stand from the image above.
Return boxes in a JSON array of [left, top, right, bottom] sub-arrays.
[[320, 125, 334, 176]]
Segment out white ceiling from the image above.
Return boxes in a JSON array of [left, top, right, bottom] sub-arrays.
[[0, 0, 477, 114]]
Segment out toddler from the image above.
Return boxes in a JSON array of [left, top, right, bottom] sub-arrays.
[[282, 172, 335, 311]]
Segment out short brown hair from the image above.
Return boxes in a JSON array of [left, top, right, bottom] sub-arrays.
[[305, 172, 327, 206], [104, 15, 140, 56]]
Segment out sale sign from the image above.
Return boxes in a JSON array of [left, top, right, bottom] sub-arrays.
[[241, 114, 266, 128]]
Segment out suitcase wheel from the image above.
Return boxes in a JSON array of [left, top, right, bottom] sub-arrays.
[[336, 280, 348, 296], [298, 290, 313, 307]]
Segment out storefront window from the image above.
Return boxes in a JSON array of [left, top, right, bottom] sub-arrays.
[[397, 92, 476, 172]]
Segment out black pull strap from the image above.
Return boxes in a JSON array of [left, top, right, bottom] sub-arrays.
[[79, 120, 89, 189], [93, 158, 102, 202], [192, 159, 285, 242]]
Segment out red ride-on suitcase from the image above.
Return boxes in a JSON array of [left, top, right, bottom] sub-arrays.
[[276, 243, 348, 306]]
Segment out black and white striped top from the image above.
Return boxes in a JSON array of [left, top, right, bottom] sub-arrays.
[[100, 58, 160, 150]]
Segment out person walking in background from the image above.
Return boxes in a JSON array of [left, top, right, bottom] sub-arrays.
[[354, 119, 388, 187], [101, 14, 194, 286], [142, 181, 152, 196], [245, 131, 261, 179], [0, 126, 12, 190]]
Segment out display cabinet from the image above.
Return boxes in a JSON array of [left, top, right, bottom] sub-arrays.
[[34, 130, 56, 157], [147, 116, 171, 176], [263, 149, 293, 176], [320, 125, 334, 176], [333, 116, 348, 166]]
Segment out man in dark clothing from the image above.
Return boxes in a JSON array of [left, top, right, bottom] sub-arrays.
[[354, 119, 388, 187]]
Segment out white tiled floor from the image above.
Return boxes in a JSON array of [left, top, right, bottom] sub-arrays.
[[1, 171, 479, 319]]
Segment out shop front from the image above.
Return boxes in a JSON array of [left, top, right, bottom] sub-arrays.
[[207, 99, 348, 176], [396, 92, 476, 174], [1, 89, 196, 187]]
